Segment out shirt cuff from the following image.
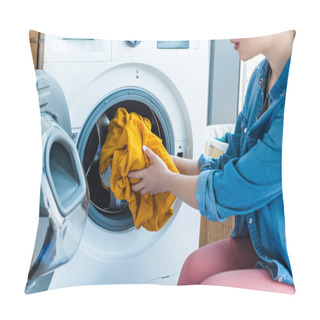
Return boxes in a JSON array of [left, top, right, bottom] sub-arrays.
[[198, 154, 212, 171], [195, 169, 226, 222]]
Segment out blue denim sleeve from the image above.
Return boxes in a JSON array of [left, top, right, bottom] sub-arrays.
[[196, 108, 284, 222]]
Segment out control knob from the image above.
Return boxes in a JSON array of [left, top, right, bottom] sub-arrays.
[[125, 41, 141, 48]]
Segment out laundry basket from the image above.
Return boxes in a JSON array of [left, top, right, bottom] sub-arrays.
[[199, 123, 236, 248], [204, 124, 235, 158]]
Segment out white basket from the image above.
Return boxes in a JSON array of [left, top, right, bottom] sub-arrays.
[[205, 124, 235, 158]]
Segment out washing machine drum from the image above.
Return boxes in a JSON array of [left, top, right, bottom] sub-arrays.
[[77, 90, 175, 232]]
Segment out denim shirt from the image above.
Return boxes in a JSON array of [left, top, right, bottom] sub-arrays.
[[196, 58, 294, 286]]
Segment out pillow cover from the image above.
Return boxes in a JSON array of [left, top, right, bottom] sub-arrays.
[[26, 31, 295, 294]]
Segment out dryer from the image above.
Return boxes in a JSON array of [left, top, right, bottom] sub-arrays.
[[27, 36, 209, 293]]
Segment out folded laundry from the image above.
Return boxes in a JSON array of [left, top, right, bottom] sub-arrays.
[[99, 107, 179, 231]]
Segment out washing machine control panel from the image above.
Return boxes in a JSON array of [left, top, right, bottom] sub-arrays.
[[113, 40, 208, 62]]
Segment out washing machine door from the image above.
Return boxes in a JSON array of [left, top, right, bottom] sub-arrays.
[[25, 71, 89, 294]]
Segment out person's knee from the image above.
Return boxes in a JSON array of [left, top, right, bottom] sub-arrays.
[[178, 250, 210, 285], [178, 252, 200, 285], [178, 239, 242, 286]]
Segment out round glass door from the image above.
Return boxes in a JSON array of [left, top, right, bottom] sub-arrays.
[[77, 88, 174, 232]]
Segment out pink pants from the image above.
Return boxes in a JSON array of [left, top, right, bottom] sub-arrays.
[[177, 236, 295, 294]]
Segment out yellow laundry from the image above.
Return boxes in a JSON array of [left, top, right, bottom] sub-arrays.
[[99, 107, 179, 231]]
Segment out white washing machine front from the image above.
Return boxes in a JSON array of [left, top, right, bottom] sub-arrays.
[[65, 61, 192, 261], [42, 37, 209, 287]]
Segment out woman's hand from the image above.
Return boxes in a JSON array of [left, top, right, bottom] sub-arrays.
[[128, 146, 172, 195], [128, 145, 199, 209]]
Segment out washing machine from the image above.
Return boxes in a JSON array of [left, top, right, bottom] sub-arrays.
[[26, 36, 209, 293]]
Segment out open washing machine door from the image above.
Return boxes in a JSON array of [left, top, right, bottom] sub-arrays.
[[25, 71, 90, 294]]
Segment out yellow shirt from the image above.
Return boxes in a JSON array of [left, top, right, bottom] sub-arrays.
[[99, 107, 179, 231]]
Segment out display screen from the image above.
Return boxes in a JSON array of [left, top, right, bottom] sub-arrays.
[[157, 41, 189, 49]]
